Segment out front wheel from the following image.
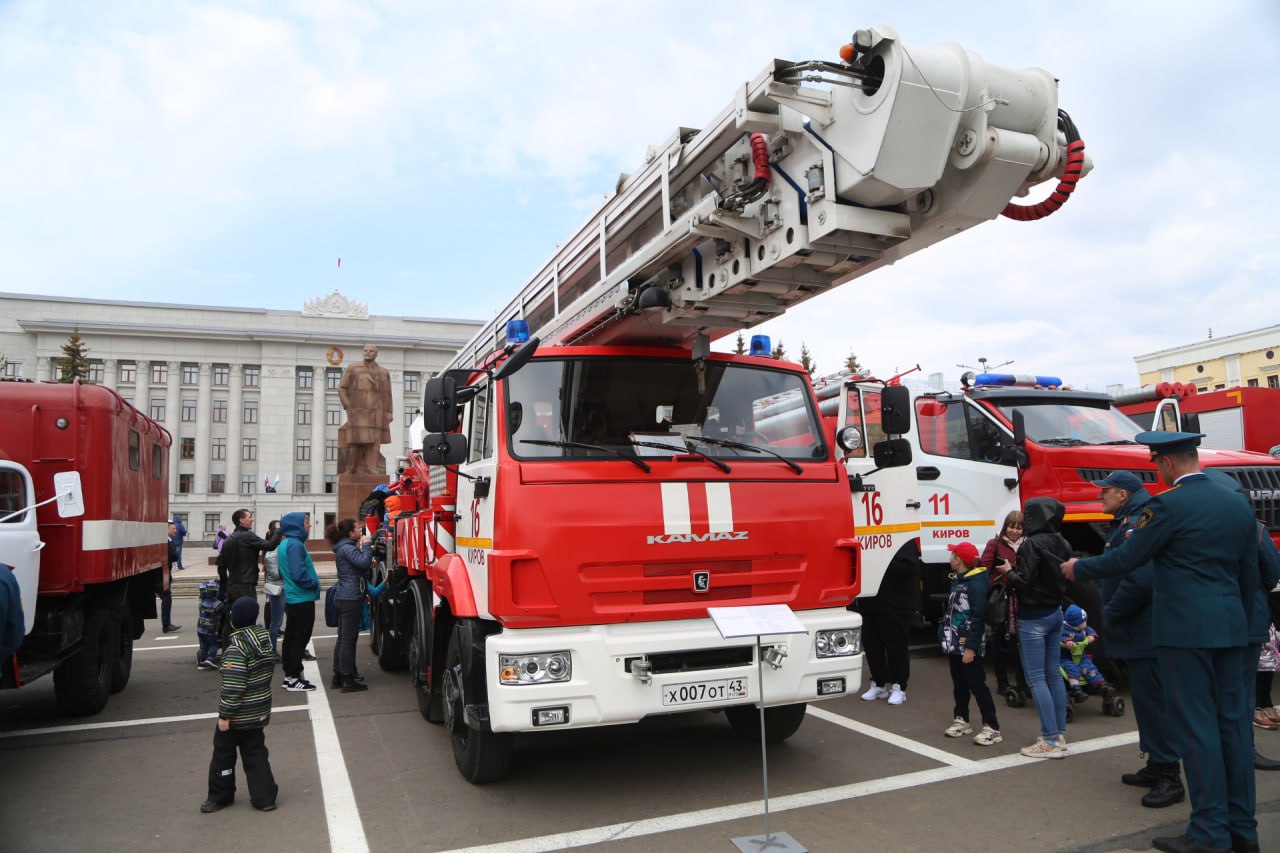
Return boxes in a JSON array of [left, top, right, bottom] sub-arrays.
[[724, 702, 807, 744], [54, 607, 119, 716], [109, 602, 134, 694], [443, 627, 512, 784]]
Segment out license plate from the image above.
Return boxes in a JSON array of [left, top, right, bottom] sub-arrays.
[[662, 677, 749, 706]]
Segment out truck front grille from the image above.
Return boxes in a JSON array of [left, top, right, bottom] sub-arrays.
[[1212, 466, 1280, 533]]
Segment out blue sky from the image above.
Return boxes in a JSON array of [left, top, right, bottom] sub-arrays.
[[2, 1, 1277, 388]]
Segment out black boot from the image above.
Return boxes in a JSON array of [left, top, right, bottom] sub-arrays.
[[1141, 762, 1186, 808], [1254, 749, 1280, 771], [1121, 759, 1160, 787], [331, 673, 342, 689], [340, 675, 368, 693]]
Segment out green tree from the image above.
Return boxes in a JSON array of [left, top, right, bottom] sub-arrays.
[[734, 332, 746, 355], [771, 340, 786, 360], [59, 330, 92, 383], [845, 349, 862, 374], [799, 342, 816, 376]]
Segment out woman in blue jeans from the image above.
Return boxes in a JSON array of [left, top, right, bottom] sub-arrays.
[[1010, 498, 1072, 758]]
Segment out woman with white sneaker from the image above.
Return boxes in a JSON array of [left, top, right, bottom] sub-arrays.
[[857, 550, 920, 706]]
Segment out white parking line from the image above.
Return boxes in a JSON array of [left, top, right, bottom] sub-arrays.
[[804, 705, 977, 767], [435, 723, 1139, 853], [0, 705, 309, 738], [302, 652, 370, 853]]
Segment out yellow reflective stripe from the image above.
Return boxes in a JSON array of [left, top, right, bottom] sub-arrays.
[[919, 520, 995, 528], [1065, 513, 1112, 522], [857, 522, 921, 535], [455, 537, 493, 549]]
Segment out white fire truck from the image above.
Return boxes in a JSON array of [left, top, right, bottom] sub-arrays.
[[370, 25, 1089, 781]]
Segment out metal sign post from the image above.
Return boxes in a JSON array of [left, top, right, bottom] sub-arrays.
[[708, 605, 809, 853]]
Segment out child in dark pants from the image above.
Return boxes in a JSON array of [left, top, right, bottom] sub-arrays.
[[195, 581, 223, 670], [202, 597, 278, 813], [940, 542, 1002, 746]]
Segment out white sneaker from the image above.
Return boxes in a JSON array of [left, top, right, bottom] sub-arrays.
[[973, 725, 1003, 746], [944, 717, 972, 738], [887, 684, 906, 705], [861, 681, 888, 701]]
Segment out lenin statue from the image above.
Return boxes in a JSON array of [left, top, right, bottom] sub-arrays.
[[338, 344, 393, 475]]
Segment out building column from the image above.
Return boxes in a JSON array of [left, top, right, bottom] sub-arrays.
[[310, 367, 325, 493], [194, 363, 212, 496], [164, 362, 182, 488], [227, 363, 243, 497], [389, 368, 404, 475], [103, 358, 117, 389], [37, 356, 53, 382]]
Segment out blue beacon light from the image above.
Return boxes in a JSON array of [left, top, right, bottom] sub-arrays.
[[749, 335, 771, 357], [974, 373, 1063, 388], [506, 319, 531, 344]]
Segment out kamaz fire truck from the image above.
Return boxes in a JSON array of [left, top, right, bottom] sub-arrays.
[[368, 25, 1090, 782], [0, 379, 169, 715], [1116, 383, 1280, 457]]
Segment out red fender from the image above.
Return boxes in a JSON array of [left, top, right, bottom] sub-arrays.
[[430, 552, 478, 617]]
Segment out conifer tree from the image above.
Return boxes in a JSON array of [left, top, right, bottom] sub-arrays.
[[845, 350, 863, 374], [771, 340, 786, 360], [59, 330, 92, 382], [734, 332, 746, 355], [799, 342, 816, 376]]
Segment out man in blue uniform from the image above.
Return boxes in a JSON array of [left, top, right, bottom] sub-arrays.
[[1063, 432, 1259, 853], [1089, 470, 1184, 808]]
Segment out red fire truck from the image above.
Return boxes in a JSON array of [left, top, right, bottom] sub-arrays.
[[0, 379, 170, 715], [367, 24, 1090, 781], [1116, 384, 1280, 457]]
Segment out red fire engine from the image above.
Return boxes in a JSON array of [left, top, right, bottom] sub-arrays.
[[1116, 384, 1280, 457], [0, 379, 169, 715]]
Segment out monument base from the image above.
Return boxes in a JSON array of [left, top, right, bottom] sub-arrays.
[[338, 473, 389, 524]]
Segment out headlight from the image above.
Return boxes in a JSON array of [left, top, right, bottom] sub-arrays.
[[498, 651, 572, 685], [815, 628, 861, 658]]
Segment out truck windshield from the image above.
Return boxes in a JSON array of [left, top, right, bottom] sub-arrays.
[[990, 401, 1145, 446], [505, 357, 826, 462]]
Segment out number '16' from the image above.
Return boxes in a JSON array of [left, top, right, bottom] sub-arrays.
[[860, 491, 884, 526]]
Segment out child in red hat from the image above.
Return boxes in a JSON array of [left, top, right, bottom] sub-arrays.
[[941, 542, 1002, 746]]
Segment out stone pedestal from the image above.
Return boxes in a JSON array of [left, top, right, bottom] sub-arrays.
[[338, 473, 388, 524]]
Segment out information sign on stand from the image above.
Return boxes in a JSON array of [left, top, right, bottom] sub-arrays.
[[707, 605, 810, 853]]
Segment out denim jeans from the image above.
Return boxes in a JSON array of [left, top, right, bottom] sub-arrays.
[[266, 593, 284, 654], [1017, 608, 1068, 740]]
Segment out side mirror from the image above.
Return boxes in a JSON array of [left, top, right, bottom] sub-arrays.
[[492, 337, 540, 382], [1012, 409, 1026, 448], [881, 386, 911, 435], [1181, 412, 1200, 433], [508, 401, 524, 434], [872, 437, 912, 469], [54, 471, 85, 518], [424, 377, 459, 433], [420, 433, 468, 466]]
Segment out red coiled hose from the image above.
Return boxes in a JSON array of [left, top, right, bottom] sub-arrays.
[[1000, 138, 1086, 221], [750, 133, 770, 184]]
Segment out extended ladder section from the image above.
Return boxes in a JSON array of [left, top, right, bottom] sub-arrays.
[[448, 25, 1087, 372]]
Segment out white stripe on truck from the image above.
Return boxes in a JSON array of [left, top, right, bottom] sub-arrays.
[[80, 520, 167, 551]]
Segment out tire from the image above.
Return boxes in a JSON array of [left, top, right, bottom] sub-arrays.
[[110, 602, 134, 694], [376, 597, 408, 672], [443, 627, 512, 784], [408, 605, 441, 722], [54, 607, 119, 716], [724, 702, 808, 744]]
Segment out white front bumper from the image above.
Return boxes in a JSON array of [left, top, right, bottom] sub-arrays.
[[485, 609, 862, 733]]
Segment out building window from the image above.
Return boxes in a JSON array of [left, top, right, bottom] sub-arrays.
[[295, 474, 310, 494], [213, 364, 230, 386], [1248, 378, 1259, 387], [243, 399, 258, 424], [297, 402, 312, 425], [1269, 375, 1279, 389], [204, 513, 220, 535], [181, 399, 197, 422], [405, 404, 419, 425], [174, 512, 188, 530], [326, 403, 342, 426], [324, 474, 337, 494], [296, 439, 311, 461], [242, 439, 257, 461], [210, 474, 226, 494], [243, 366, 260, 387], [212, 399, 228, 423], [326, 368, 342, 390], [182, 364, 199, 385], [405, 372, 420, 393], [297, 367, 314, 389], [240, 475, 255, 496], [150, 363, 168, 384], [180, 437, 196, 460], [118, 362, 136, 383], [325, 439, 338, 461], [179, 473, 194, 494], [87, 361, 105, 383], [211, 438, 226, 461], [150, 398, 166, 421], [1, 361, 21, 379]]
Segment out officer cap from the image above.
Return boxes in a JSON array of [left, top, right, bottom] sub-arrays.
[[1135, 430, 1204, 460], [1090, 470, 1146, 492]]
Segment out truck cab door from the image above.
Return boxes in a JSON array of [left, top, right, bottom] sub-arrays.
[[454, 381, 497, 615], [0, 461, 41, 636], [839, 383, 921, 599], [914, 397, 1018, 567]]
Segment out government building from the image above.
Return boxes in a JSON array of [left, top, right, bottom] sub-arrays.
[[0, 291, 481, 543]]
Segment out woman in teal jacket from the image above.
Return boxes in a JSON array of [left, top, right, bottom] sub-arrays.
[[277, 513, 319, 691]]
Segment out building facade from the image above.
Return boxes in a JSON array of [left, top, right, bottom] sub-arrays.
[[0, 291, 480, 542], [1134, 325, 1280, 393]]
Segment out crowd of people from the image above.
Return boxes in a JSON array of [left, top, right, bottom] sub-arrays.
[[858, 431, 1278, 853]]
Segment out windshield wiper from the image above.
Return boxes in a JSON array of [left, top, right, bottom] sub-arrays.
[[1037, 437, 1089, 446], [629, 440, 732, 473], [689, 435, 803, 474], [1095, 439, 1140, 445], [518, 439, 651, 472]]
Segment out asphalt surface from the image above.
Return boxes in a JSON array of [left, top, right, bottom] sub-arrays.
[[3, 596, 1279, 853]]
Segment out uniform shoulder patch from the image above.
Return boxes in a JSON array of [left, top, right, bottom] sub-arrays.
[[1136, 506, 1155, 528]]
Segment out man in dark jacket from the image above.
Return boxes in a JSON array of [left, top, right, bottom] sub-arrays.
[[1090, 471, 1183, 808], [216, 509, 280, 646]]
